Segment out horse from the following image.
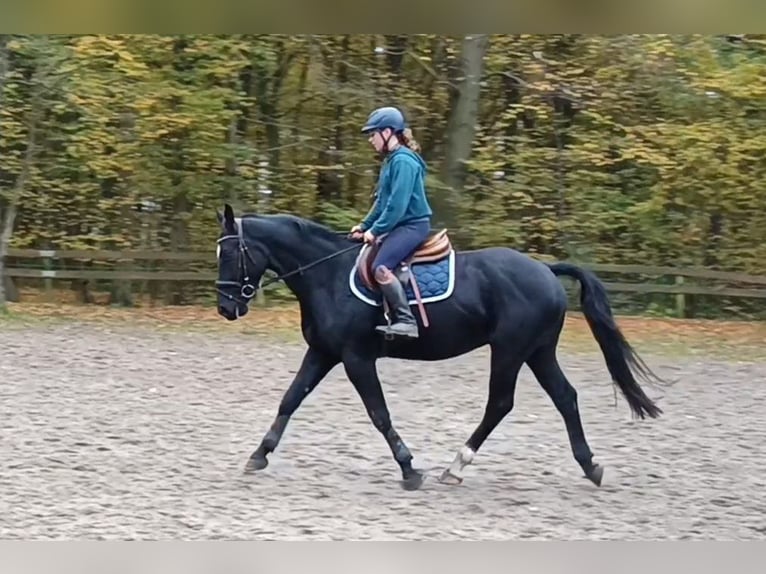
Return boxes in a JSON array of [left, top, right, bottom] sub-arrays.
[[214, 203, 665, 490]]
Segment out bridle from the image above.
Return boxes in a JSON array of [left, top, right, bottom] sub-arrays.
[[215, 218, 363, 308], [215, 220, 261, 307]]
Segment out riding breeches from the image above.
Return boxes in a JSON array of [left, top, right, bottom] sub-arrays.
[[371, 219, 431, 274]]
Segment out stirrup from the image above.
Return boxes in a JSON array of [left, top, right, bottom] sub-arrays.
[[375, 323, 396, 341], [376, 321, 419, 339], [379, 306, 395, 340]]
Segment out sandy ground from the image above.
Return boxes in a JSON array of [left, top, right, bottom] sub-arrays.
[[1, 322, 764, 540]]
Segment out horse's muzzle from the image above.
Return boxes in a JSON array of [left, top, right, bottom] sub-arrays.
[[218, 302, 248, 321]]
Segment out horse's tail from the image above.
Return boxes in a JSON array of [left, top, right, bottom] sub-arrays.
[[547, 262, 663, 419]]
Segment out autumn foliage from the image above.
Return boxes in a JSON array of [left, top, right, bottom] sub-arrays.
[[1, 35, 765, 316]]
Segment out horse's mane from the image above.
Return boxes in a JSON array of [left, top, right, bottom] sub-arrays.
[[240, 212, 347, 244]]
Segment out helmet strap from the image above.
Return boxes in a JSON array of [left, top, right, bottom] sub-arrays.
[[380, 130, 396, 154]]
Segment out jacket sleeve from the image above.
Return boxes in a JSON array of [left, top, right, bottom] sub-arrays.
[[360, 191, 382, 231], [368, 158, 417, 236]]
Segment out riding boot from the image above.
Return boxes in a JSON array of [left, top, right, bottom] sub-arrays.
[[374, 271, 419, 339]]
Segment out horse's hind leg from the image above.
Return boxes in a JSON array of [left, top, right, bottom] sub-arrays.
[[526, 342, 603, 486], [439, 344, 524, 485]]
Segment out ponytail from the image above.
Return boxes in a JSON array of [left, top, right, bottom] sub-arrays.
[[398, 128, 421, 153]]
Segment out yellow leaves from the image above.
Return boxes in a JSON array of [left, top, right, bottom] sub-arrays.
[[5, 38, 24, 52], [1, 33, 766, 291], [618, 146, 674, 168]]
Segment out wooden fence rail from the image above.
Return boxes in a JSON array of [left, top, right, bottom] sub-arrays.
[[3, 248, 766, 315]]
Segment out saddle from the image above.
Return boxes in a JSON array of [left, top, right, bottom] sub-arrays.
[[355, 229, 453, 330], [356, 229, 452, 290]]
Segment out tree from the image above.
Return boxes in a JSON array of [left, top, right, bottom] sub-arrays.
[[0, 35, 72, 308]]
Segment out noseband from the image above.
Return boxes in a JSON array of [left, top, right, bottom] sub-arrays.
[[215, 221, 260, 307]]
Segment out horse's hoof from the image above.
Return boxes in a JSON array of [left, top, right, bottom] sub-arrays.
[[244, 455, 268, 473], [400, 471, 426, 491], [438, 468, 463, 486], [585, 463, 604, 487]]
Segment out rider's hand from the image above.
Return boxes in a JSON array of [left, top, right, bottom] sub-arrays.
[[349, 224, 365, 241], [363, 230, 376, 244]]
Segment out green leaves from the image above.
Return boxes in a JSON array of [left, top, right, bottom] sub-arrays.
[[0, 33, 764, 290]]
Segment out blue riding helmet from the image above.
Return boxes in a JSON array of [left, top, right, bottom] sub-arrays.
[[361, 106, 406, 134]]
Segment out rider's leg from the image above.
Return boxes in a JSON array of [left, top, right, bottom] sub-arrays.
[[371, 220, 430, 338], [374, 265, 418, 337]]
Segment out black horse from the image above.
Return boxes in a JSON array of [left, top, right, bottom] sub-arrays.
[[215, 204, 664, 490]]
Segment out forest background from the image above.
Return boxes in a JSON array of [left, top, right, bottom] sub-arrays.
[[1, 34, 765, 319]]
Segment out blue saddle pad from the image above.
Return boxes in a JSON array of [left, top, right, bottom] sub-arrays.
[[348, 248, 456, 307]]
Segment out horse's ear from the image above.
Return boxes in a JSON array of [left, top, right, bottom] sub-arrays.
[[224, 203, 235, 225], [215, 208, 223, 225], [223, 204, 238, 234]]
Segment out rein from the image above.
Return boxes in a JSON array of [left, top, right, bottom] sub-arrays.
[[260, 242, 362, 287], [215, 224, 363, 307]]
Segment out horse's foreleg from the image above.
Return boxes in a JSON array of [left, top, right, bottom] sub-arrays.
[[342, 350, 425, 490], [245, 346, 339, 473]]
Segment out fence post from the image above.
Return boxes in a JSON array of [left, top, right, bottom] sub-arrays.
[[675, 275, 685, 318], [40, 249, 55, 299]]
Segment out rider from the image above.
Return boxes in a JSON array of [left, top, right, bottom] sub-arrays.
[[351, 106, 433, 339]]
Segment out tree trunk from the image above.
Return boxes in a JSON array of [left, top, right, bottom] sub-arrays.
[[255, 38, 295, 187], [419, 36, 446, 160], [317, 36, 350, 203], [0, 36, 8, 307], [384, 35, 408, 76], [291, 54, 310, 142], [0, 140, 34, 306], [0, 97, 37, 308], [0, 203, 18, 306], [437, 34, 489, 229], [0, 34, 7, 110]]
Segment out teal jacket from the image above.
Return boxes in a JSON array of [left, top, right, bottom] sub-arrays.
[[361, 147, 433, 237]]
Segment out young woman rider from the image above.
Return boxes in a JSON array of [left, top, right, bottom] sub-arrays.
[[350, 106, 433, 339]]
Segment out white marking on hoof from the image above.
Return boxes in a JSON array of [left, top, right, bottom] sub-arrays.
[[441, 445, 475, 484]]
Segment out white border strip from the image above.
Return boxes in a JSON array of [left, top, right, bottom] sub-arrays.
[[348, 248, 456, 307]]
